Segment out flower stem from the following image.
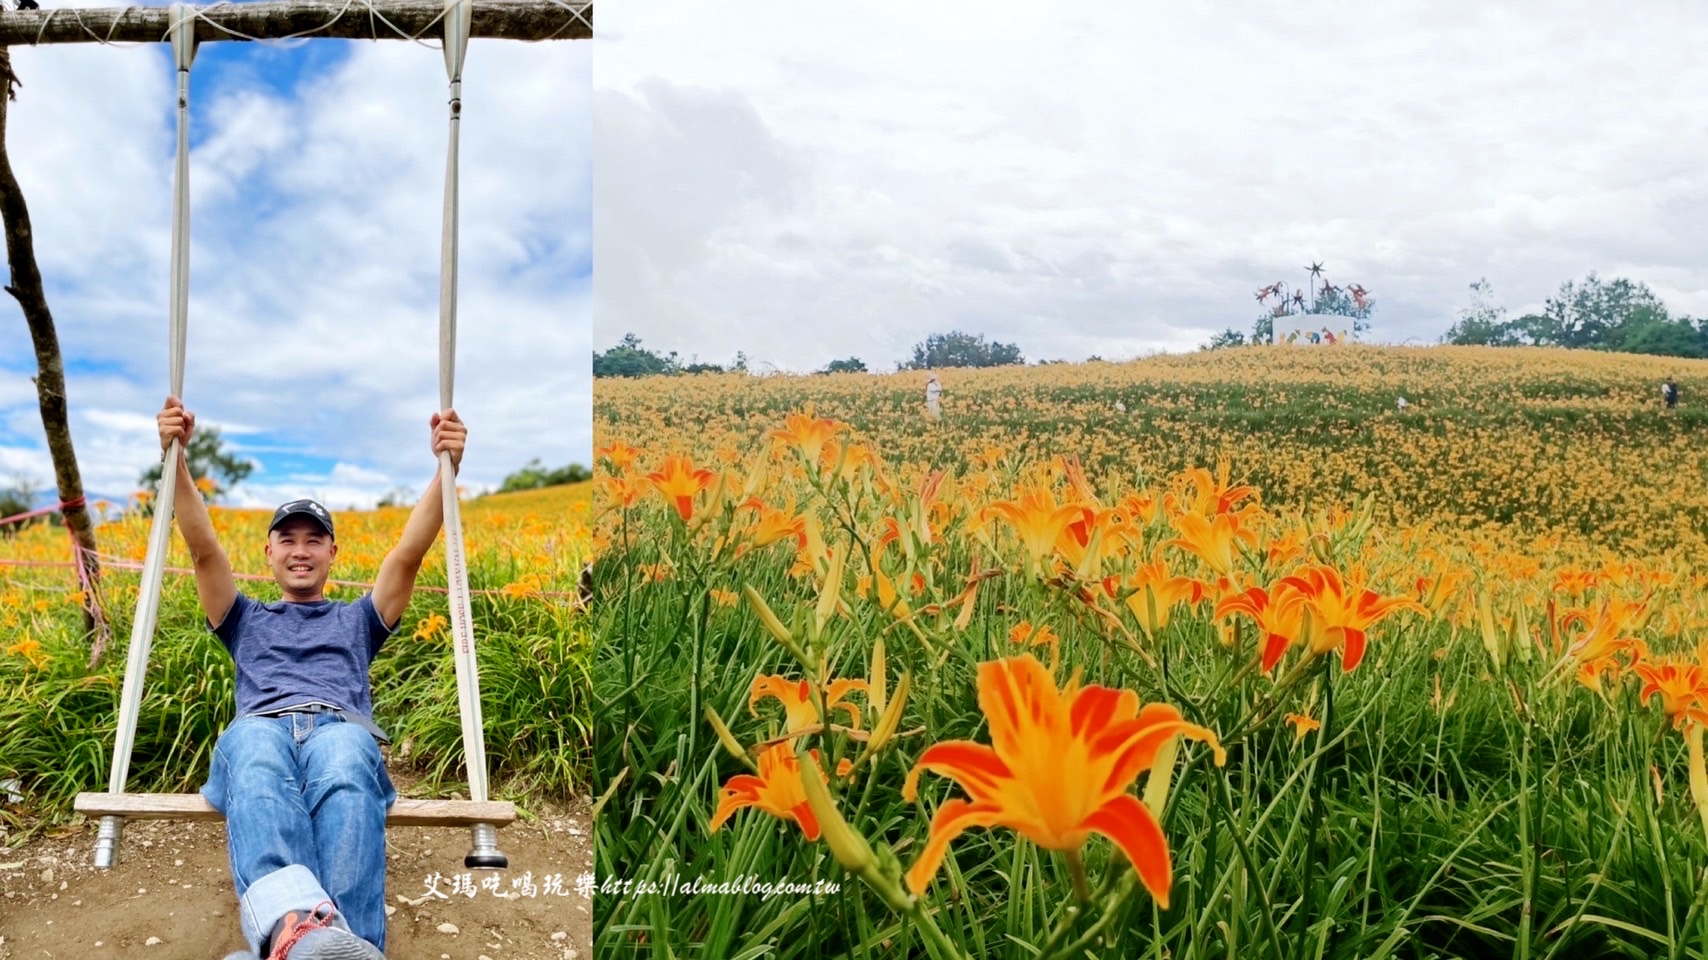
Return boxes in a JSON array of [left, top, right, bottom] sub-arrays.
[[1065, 848, 1092, 902], [909, 900, 971, 960]]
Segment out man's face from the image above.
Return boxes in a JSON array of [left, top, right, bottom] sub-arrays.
[[265, 518, 338, 597]]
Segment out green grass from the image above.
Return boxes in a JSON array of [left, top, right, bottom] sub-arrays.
[[0, 555, 590, 837]]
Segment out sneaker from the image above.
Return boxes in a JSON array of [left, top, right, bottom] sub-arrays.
[[265, 902, 385, 960]]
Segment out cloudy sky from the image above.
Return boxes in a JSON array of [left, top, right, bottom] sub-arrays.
[[595, 0, 1708, 372], [0, 5, 590, 511]]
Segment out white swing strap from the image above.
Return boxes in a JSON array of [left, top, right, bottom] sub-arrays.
[[434, 0, 492, 813], [95, 4, 197, 869]]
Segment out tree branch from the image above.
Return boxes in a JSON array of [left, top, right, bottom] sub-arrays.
[[0, 0, 590, 46]]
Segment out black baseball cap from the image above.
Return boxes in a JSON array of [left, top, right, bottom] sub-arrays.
[[269, 498, 335, 539]]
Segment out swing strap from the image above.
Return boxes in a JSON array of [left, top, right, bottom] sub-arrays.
[[434, 0, 494, 809], [104, 3, 197, 804]]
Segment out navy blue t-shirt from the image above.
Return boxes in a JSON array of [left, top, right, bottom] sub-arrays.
[[211, 592, 396, 731]]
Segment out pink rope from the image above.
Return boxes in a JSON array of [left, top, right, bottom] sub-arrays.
[[0, 552, 583, 600], [0, 495, 93, 528], [0, 503, 66, 527]]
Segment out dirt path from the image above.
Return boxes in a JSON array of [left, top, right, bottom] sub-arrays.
[[0, 769, 590, 960]]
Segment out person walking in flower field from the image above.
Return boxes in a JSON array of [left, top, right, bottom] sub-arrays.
[[154, 395, 467, 960], [925, 374, 943, 421], [1663, 376, 1679, 409]]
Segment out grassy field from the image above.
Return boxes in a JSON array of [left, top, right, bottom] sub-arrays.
[[592, 345, 1708, 959], [0, 481, 594, 831]]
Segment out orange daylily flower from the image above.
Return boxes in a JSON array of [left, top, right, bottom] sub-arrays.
[[1562, 596, 1651, 664], [1214, 582, 1308, 673], [1277, 565, 1424, 672], [1124, 549, 1208, 638], [5, 635, 48, 669], [595, 473, 645, 510], [1171, 461, 1257, 517], [742, 497, 807, 550], [1167, 511, 1258, 578], [1553, 568, 1599, 596], [983, 484, 1095, 574], [902, 654, 1224, 908], [596, 440, 642, 473], [749, 675, 869, 733], [1117, 491, 1162, 527], [1577, 654, 1624, 694], [646, 455, 716, 521], [867, 537, 918, 620], [821, 440, 879, 483], [1284, 712, 1321, 741], [498, 575, 545, 600], [1265, 530, 1307, 568], [709, 743, 832, 841], [1056, 506, 1133, 577], [1008, 621, 1059, 651], [771, 412, 846, 467], [1416, 569, 1468, 619], [1635, 661, 1708, 725], [412, 613, 448, 642]]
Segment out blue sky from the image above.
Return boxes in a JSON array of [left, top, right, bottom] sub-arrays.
[[1, 6, 591, 510]]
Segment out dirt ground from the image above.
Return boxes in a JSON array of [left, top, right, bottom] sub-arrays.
[[0, 767, 590, 960]]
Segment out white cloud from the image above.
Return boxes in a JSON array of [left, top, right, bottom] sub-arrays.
[[0, 32, 590, 507], [594, 0, 1708, 370]]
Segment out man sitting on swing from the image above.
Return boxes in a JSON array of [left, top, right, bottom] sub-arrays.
[[156, 395, 464, 960]]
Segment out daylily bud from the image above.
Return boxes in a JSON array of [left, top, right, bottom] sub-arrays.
[[744, 585, 811, 666], [796, 744, 874, 873], [1074, 524, 1105, 583], [815, 543, 845, 638], [1309, 534, 1334, 566], [741, 457, 769, 499], [1689, 722, 1708, 843], [863, 671, 910, 757], [868, 637, 887, 720], [1511, 597, 1533, 664], [827, 439, 851, 484], [703, 705, 755, 769], [796, 743, 915, 912], [1477, 588, 1505, 675]]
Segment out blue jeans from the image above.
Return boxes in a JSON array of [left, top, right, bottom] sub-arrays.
[[201, 713, 396, 953]]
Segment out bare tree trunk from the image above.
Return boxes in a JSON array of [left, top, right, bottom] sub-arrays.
[[0, 49, 108, 663]]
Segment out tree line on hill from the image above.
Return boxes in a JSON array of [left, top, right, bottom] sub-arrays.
[[1441, 274, 1708, 357], [596, 270, 1705, 374], [593, 331, 1027, 378]]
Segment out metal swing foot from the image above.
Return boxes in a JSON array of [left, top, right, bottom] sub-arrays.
[[94, 815, 124, 868], [463, 821, 507, 869]]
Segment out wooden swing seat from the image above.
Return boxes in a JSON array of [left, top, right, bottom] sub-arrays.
[[75, 792, 514, 827]]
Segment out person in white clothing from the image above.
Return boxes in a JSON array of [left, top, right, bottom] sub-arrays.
[[925, 375, 942, 420]]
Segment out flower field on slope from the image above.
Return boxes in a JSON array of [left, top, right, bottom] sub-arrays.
[[0, 482, 594, 827], [592, 346, 1708, 959]]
